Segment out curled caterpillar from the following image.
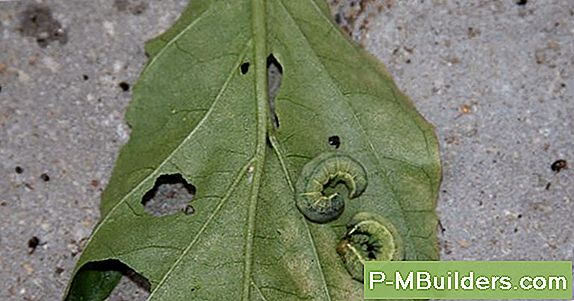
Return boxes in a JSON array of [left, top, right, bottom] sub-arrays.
[[336, 212, 404, 282], [295, 152, 367, 223]]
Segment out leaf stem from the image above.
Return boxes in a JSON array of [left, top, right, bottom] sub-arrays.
[[242, 0, 269, 299]]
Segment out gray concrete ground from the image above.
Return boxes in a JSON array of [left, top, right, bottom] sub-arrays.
[[1, 0, 572, 300]]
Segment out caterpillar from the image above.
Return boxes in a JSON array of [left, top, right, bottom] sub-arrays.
[[295, 152, 368, 223], [336, 212, 404, 282]]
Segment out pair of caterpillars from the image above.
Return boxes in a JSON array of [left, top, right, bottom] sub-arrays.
[[295, 152, 404, 282]]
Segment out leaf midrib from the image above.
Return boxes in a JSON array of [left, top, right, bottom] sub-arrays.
[[241, 0, 269, 300]]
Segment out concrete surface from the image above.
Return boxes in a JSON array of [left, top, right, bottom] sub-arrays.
[[1, 0, 572, 300]]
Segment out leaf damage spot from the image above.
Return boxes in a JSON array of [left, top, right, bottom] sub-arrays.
[[141, 174, 196, 217], [328, 135, 341, 149], [246, 165, 255, 184], [240, 62, 250, 74], [183, 204, 195, 215], [267, 54, 283, 129], [66, 260, 151, 301]]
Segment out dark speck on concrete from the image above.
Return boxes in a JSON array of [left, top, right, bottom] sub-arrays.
[[114, 0, 129, 11], [19, 4, 68, 48], [40, 173, 50, 182], [15, 166, 23, 174], [119, 81, 130, 92], [114, 0, 148, 15], [55, 267, 65, 275], [516, 0, 528, 5], [551, 159, 568, 173], [28, 236, 40, 254]]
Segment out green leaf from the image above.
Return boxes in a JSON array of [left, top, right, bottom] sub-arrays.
[[64, 0, 441, 300]]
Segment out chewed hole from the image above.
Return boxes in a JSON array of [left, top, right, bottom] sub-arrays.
[[141, 174, 196, 216], [66, 260, 151, 301], [267, 54, 283, 129], [240, 62, 250, 74], [108, 264, 152, 300], [328, 135, 341, 149], [267, 54, 283, 74]]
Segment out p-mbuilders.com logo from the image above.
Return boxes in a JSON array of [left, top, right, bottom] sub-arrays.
[[364, 261, 572, 299]]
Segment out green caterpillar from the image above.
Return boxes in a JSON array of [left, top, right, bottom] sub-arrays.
[[295, 152, 368, 223], [336, 212, 404, 282]]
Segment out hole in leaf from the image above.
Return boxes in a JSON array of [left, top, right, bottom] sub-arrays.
[[108, 266, 152, 300], [183, 204, 195, 215], [328, 135, 341, 149], [267, 54, 283, 74], [141, 174, 196, 216], [65, 260, 150, 301], [267, 54, 283, 129], [240, 62, 250, 74]]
